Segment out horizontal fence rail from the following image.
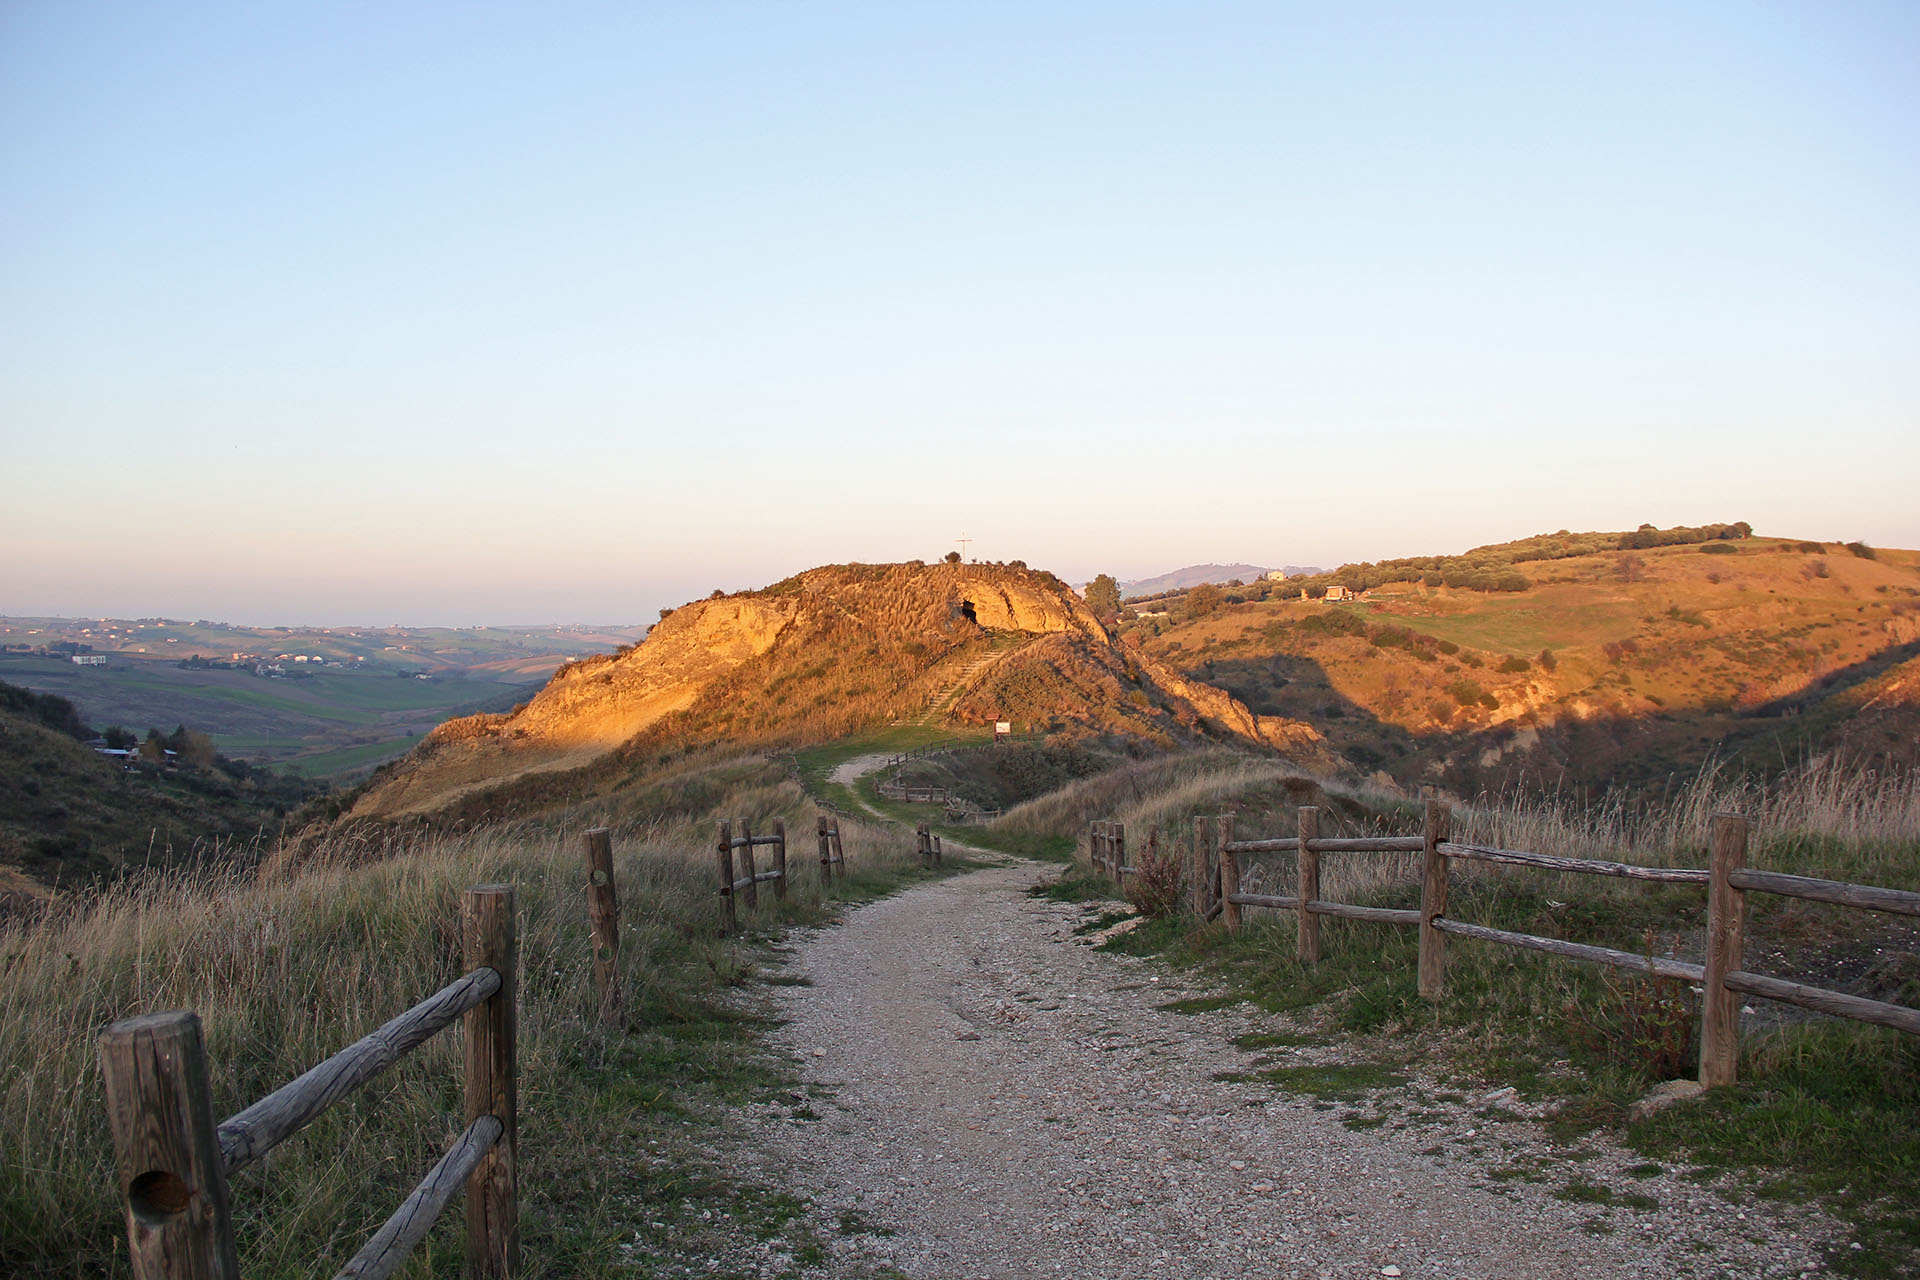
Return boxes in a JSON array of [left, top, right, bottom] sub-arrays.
[[98, 884, 518, 1280], [1100, 801, 1919, 1090], [715, 818, 788, 933]]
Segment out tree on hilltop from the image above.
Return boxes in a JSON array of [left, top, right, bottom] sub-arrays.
[[1185, 583, 1223, 618], [1084, 574, 1121, 617]]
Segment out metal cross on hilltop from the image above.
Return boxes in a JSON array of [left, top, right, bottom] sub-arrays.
[[955, 535, 972, 561]]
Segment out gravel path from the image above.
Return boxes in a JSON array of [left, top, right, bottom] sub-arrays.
[[752, 858, 1836, 1280]]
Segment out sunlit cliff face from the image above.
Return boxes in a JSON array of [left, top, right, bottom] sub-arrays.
[[347, 560, 1317, 821]]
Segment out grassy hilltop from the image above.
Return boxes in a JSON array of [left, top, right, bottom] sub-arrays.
[[1125, 529, 1920, 796]]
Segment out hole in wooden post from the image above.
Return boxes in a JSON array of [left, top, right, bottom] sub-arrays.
[[590, 869, 609, 887], [128, 1169, 191, 1223]]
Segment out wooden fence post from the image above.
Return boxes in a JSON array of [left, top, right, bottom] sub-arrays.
[[98, 1011, 241, 1280], [1219, 814, 1240, 930], [1192, 815, 1211, 917], [917, 823, 931, 866], [830, 821, 844, 876], [1297, 806, 1321, 964], [583, 828, 622, 1027], [771, 819, 788, 900], [715, 820, 736, 934], [817, 815, 832, 881], [462, 884, 517, 1279], [1419, 800, 1451, 999], [932, 834, 942, 864], [1112, 823, 1126, 889], [736, 820, 758, 910], [1700, 813, 1750, 1088]]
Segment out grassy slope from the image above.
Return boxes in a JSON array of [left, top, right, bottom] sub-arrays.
[[0, 704, 309, 890], [1138, 536, 1920, 792], [1, 754, 966, 1280], [1012, 752, 1920, 1278]]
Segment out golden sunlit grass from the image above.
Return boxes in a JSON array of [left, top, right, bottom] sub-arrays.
[[0, 755, 934, 1278]]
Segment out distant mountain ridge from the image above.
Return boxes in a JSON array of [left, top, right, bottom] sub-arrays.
[[1120, 564, 1323, 598]]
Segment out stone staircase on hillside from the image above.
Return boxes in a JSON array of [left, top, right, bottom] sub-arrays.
[[913, 633, 1031, 726]]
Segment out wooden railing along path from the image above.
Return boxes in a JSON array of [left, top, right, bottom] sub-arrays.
[[102, 813, 857, 1276], [716, 818, 789, 934], [916, 823, 944, 866], [99, 886, 519, 1280], [1093, 805, 1920, 1086]]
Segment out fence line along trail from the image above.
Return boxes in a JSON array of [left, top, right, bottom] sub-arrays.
[[753, 859, 1829, 1280]]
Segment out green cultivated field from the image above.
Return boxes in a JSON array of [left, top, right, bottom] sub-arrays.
[[0, 615, 649, 780], [0, 654, 538, 780]]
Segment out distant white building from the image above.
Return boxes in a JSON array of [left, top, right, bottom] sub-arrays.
[[71, 654, 106, 666]]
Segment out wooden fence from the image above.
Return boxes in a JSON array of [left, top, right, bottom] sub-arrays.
[[876, 780, 954, 804], [817, 814, 847, 881], [98, 885, 518, 1280], [1114, 803, 1920, 1087], [1089, 820, 1129, 887], [715, 818, 788, 934], [916, 823, 943, 866]]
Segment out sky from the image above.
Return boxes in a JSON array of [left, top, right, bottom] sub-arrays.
[[3, 2, 1916, 626]]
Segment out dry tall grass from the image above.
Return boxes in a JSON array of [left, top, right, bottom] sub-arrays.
[[0, 758, 912, 1278], [1017, 750, 1920, 909]]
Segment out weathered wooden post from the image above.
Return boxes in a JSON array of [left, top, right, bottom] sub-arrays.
[[715, 820, 736, 934], [583, 828, 622, 1026], [830, 820, 845, 876], [462, 884, 517, 1279], [1112, 823, 1127, 889], [1297, 806, 1321, 964], [817, 815, 833, 881], [771, 818, 788, 901], [1219, 814, 1240, 930], [917, 823, 931, 866], [1418, 799, 1451, 999], [1700, 813, 1750, 1088], [932, 834, 943, 864], [737, 820, 759, 910], [1192, 815, 1211, 917], [99, 1011, 240, 1280]]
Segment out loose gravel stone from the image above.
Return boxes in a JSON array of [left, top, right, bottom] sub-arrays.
[[748, 859, 1837, 1278]]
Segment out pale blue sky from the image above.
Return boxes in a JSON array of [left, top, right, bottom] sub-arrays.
[[3, 2, 1916, 625]]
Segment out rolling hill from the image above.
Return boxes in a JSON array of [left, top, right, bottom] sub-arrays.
[[347, 560, 1328, 821], [1129, 530, 1920, 795]]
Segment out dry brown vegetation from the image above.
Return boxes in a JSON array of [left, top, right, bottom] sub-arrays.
[[345, 561, 1319, 825], [1135, 532, 1920, 797]]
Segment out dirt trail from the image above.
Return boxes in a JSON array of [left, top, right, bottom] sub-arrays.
[[829, 754, 894, 821], [753, 859, 1830, 1280]]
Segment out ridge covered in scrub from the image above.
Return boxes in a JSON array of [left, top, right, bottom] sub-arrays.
[[1130, 530, 1920, 796], [349, 560, 1326, 820]]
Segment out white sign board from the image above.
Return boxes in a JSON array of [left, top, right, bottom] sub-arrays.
[[995, 721, 1012, 735]]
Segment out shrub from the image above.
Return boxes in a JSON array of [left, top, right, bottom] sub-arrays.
[[1124, 837, 1186, 919], [1562, 936, 1699, 1082], [1846, 541, 1877, 560], [1701, 542, 1739, 556], [1447, 679, 1486, 707], [1537, 648, 1557, 671], [1498, 655, 1530, 674]]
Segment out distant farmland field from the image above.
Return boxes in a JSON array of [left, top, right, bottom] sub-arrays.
[[0, 654, 540, 779]]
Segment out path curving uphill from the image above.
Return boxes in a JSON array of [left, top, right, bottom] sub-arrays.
[[754, 859, 1831, 1279]]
